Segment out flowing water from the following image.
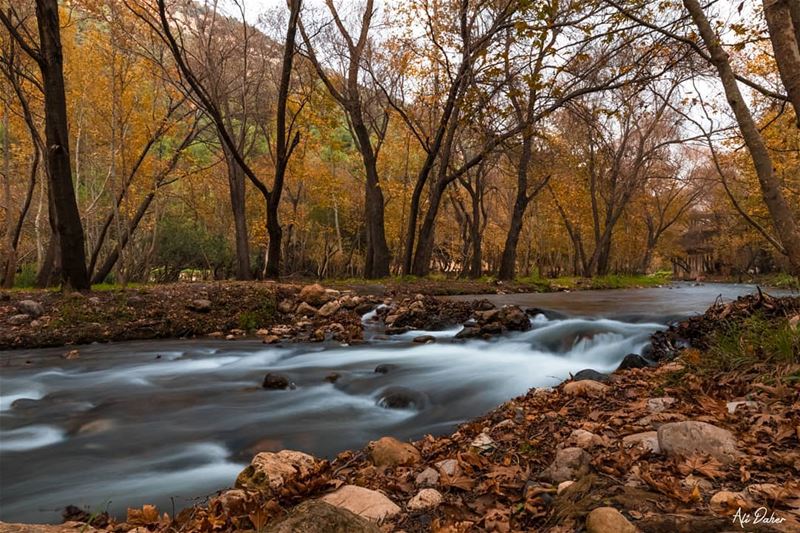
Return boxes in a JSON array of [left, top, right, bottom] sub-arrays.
[[0, 283, 791, 523]]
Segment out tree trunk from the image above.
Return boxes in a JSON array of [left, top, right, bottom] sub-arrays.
[[763, 0, 800, 127], [35, 0, 90, 290], [222, 143, 252, 280], [411, 182, 446, 276], [685, 0, 800, 274]]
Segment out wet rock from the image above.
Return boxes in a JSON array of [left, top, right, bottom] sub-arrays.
[[374, 363, 398, 374], [320, 485, 400, 522], [17, 299, 44, 317], [63, 349, 80, 360], [355, 302, 375, 315], [266, 500, 379, 533], [324, 372, 340, 383], [376, 387, 425, 410], [622, 431, 661, 454], [296, 302, 318, 317], [617, 353, 651, 370], [235, 450, 319, 494], [413, 335, 436, 344], [657, 421, 739, 463], [262, 373, 291, 390], [299, 284, 330, 306], [7, 314, 30, 325], [585, 507, 637, 533], [573, 369, 610, 382], [369, 436, 421, 467], [318, 301, 341, 318], [563, 380, 609, 397], [540, 447, 591, 483], [647, 397, 676, 413], [188, 299, 212, 313], [415, 467, 439, 486], [407, 488, 443, 511], [497, 305, 531, 331]]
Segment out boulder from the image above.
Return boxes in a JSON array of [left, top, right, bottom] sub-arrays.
[[235, 450, 319, 494], [318, 301, 341, 318], [262, 373, 291, 390], [415, 467, 440, 486], [369, 436, 421, 467], [585, 507, 638, 533], [7, 314, 30, 325], [497, 305, 531, 331], [563, 380, 609, 397], [540, 447, 591, 483], [17, 300, 44, 317], [296, 302, 318, 317], [407, 488, 443, 511], [320, 485, 400, 522], [657, 421, 739, 463], [266, 500, 379, 533], [573, 369, 610, 382], [617, 353, 651, 370], [299, 284, 330, 306], [622, 431, 661, 454], [188, 299, 212, 313]]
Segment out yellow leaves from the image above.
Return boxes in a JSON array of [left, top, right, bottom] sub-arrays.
[[126, 504, 169, 526]]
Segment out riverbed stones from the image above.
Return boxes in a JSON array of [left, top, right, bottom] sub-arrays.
[[415, 467, 440, 486], [540, 447, 591, 483], [299, 284, 330, 306], [657, 421, 739, 463], [622, 431, 661, 454], [266, 500, 379, 533], [235, 450, 319, 494], [573, 369, 610, 382], [569, 429, 605, 449], [617, 353, 651, 370], [563, 380, 609, 397], [585, 507, 638, 533], [262, 373, 291, 390], [318, 300, 341, 318], [369, 436, 421, 467], [407, 488, 443, 511], [646, 396, 676, 413], [17, 300, 44, 317], [320, 485, 400, 522], [376, 387, 425, 409], [413, 335, 436, 344]]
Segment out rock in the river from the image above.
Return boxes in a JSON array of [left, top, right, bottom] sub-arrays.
[[266, 500, 380, 533], [376, 387, 425, 410], [188, 299, 212, 313], [324, 372, 340, 383], [7, 314, 30, 325], [573, 369, 610, 382], [299, 284, 331, 306], [657, 421, 739, 463], [369, 436, 421, 467], [497, 305, 531, 331], [262, 373, 291, 390], [320, 485, 400, 522], [17, 299, 44, 317], [235, 450, 320, 494], [585, 507, 638, 533], [540, 447, 591, 483], [617, 353, 651, 370], [374, 363, 397, 374], [318, 300, 341, 318], [413, 335, 436, 344], [407, 488, 443, 511], [563, 380, 609, 397]]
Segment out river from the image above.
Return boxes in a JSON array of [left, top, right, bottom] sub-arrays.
[[0, 283, 791, 523]]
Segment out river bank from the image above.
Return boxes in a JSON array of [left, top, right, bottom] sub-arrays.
[[1, 291, 797, 532]]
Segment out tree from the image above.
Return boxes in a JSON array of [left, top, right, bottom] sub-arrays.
[[1, 0, 90, 290]]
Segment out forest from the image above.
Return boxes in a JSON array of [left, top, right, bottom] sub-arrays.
[[1, 0, 799, 289]]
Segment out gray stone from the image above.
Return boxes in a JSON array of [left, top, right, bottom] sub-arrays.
[[17, 300, 44, 317], [540, 447, 591, 483], [657, 421, 739, 463]]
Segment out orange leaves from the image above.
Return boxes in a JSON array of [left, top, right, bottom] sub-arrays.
[[126, 504, 169, 527], [676, 454, 726, 480]]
